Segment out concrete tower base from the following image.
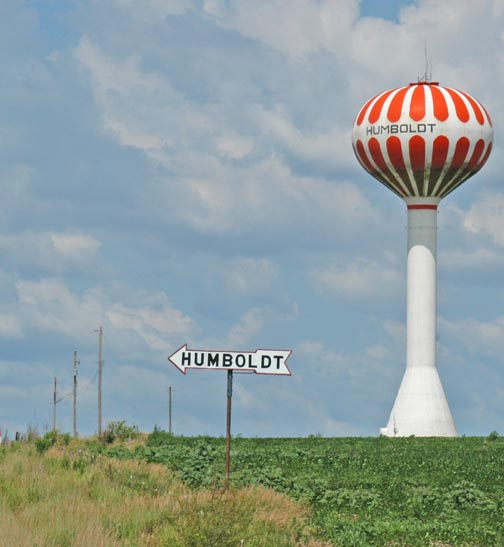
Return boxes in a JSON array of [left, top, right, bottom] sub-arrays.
[[380, 366, 457, 437]]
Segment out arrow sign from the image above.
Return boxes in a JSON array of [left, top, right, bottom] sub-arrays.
[[168, 345, 292, 376]]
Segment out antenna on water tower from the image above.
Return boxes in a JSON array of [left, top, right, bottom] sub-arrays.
[[418, 42, 433, 83]]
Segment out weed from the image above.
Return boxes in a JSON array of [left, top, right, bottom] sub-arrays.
[[0, 440, 322, 547]]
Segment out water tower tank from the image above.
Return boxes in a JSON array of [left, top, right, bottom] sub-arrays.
[[352, 81, 493, 436]]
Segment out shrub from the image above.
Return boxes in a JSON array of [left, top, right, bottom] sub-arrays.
[[35, 430, 58, 454], [101, 420, 139, 444], [487, 431, 500, 442], [34, 430, 72, 454]]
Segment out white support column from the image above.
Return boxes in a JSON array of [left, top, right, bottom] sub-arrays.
[[380, 197, 457, 437]]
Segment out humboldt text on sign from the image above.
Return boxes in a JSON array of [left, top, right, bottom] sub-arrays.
[[168, 345, 292, 376]]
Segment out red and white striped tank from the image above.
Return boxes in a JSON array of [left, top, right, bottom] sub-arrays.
[[352, 82, 493, 199]]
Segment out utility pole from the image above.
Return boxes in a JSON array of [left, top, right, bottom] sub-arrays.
[[97, 326, 103, 436], [73, 350, 79, 438], [53, 377, 57, 431], [168, 386, 172, 434]]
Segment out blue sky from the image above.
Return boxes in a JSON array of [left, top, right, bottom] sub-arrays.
[[2, 0, 504, 438]]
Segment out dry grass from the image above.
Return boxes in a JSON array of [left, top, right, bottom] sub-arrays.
[[0, 443, 330, 547]]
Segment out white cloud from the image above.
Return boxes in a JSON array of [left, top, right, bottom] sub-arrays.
[[0, 165, 39, 222], [16, 278, 104, 337], [107, 301, 193, 351], [223, 257, 278, 294], [219, 302, 296, 348], [215, 133, 254, 160], [0, 314, 23, 339], [0, 231, 102, 275], [440, 247, 504, 272], [202, 0, 225, 17], [296, 340, 347, 371], [381, 319, 406, 345], [346, 1, 504, 109], [310, 258, 402, 299], [295, 337, 398, 388], [463, 193, 504, 246], [254, 104, 355, 170], [440, 316, 504, 358], [14, 278, 195, 353], [51, 233, 100, 258], [225, 307, 272, 347], [204, 0, 359, 59], [163, 155, 378, 236], [74, 37, 378, 238], [75, 38, 175, 153], [365, 344, 389, 361], [75, 37, 257, 167], [111, 0, 192, 21]]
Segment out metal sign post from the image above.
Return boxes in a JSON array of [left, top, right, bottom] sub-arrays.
[[225, 370, 233, 488]]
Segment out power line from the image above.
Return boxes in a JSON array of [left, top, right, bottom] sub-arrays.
[[52, 378, 69, 430]]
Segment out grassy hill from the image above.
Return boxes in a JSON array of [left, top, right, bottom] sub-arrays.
[[0, 436, 326, 547], [2, 431, 504, 546]]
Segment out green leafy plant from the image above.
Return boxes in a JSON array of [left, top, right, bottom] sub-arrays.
[[100, 420, 139, 444], [35, 430, 58, 454]]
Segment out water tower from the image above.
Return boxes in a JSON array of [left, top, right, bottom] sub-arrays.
[[352, 81, 493, 436]]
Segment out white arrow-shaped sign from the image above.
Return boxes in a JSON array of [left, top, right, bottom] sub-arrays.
[[168, 345, 292, 376]]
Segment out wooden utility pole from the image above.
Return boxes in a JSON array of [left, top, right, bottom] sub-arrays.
[[97, 326, 103, 436], [168, 386, 172, 434], [53, 377, 57, 431], [73, 350, 79, 438]]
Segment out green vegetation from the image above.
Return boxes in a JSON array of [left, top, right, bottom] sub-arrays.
[[3, 430, 504, 546], [101, 430, 504, 547], [35, 429, 71, 454], [0, 435, 326, 547], [100, 420, 139, 444]]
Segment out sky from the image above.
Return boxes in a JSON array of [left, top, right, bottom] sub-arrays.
[[2, 0, 504, 439]]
